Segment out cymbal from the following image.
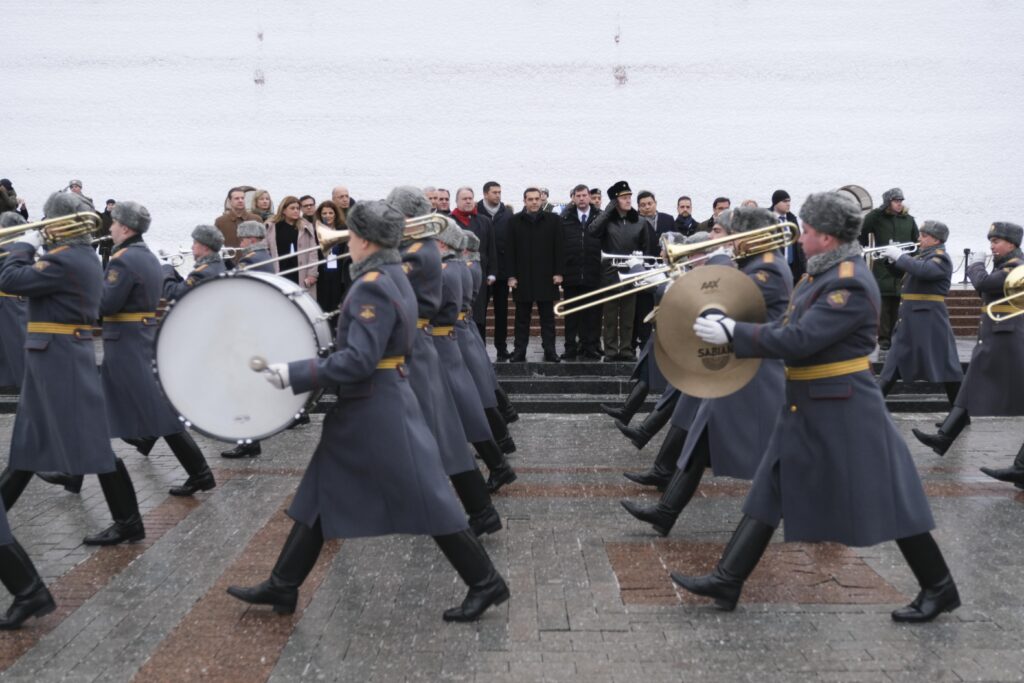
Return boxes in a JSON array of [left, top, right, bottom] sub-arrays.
[[654, 265, 766, 399]]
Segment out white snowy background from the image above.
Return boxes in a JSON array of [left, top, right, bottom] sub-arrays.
[[4, 1, 1024, 264]]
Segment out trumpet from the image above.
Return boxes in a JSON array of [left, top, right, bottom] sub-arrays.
[[863, 240, 917, 269], [554, 221, 799, 317], [986, 264, 1024, 321], [601, 251, 665, 269], [0, 212, 103, 253]]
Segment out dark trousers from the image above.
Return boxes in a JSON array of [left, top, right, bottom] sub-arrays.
[[632, 291, 655, 352], [602, 294, 636, 358], [514, 300, 555, 353], [878, 295, 901, 343], [562, 285, 602, 355], [484, 279, 511, 351]]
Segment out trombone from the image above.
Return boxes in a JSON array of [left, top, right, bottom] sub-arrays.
[[986, 264, 1024, 321], [0, 212, 103, 253], [554, 222, 799, 317]]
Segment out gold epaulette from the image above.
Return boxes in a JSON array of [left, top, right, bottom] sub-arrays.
[[363, 271, 381, 282], [48, 245, 69, 255], [839, 261, 855, 278], [762, 252, 775, 263], [407, 242, 423, 254]]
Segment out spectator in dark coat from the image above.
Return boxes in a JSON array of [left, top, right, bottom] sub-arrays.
[[770, 189, 806, 283], [507, 188, 564, 362], [559, 184, 603, 360], [0, 179, 29, 220], [477, 182, 515, 359], [452, 187, 498, 336], [634, 191, 675, 352], [696, 196, 731, 232], [588, 181, 652, 361], [674, 196, 699, 235]]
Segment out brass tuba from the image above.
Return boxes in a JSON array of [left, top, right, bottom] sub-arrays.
[[0, 212, 103, 251]]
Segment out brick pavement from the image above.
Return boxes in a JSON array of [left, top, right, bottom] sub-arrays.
[[0, 412, 1022, 682]]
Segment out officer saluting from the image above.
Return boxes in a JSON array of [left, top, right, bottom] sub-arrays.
[[227, 200, 509, 622], [162, 225, 227, 300], [676, 191, 959, 623], [876, 220, 963, 404], [0, 192, 146, 546], [913, 222, 1024, 455], [234, 220, 275, 273], [99, 201, 216, 496]]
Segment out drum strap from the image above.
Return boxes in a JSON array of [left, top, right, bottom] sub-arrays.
[[104, 311, 159, 323], [785, 356, 870, 381], [430, 325, 455, 336], [902, 294, 945, 303], [376, 356, 406, 369], [27, 322, 97, 338]]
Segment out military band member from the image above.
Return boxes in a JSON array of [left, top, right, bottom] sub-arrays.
[[876, 220, 963, 404], [0, 192, 146, 546], [97, 201, 216, 496], [0, 213, 28, 389], [912, 222, 1024, 456], [161, 224, 227, 302], [388, 186, 503, 536], [227, 200, 509, 622], [675, 191, 958, 623], [433, 218, 517, 493], [621, 209, 792, 535], [457, 229, 516, 454], [0, 506, 54, 629], [233, 220, 275, 273]]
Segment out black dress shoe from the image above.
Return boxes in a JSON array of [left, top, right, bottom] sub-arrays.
[[979, 465, 1024, 487], [543, 351, 561, 363], [620, 500, 674, 536], [486, 465, 517, 494], [561, 349, 578, 361], [891, 575, 960, 622], [468, 505, 503, 536], [622, 469, 671, 491], [581, 350, 603, 360], [0, 584, 56, 630], [497, 434, 516, 455], [226, 580, 298, 615], [495, 349, 511, 362], [83, 517, 146, 546], [221, 442, 261, 459], [169, 469, 216, 497], [509, 353, 527, 363], [443, 574, 510, 622], [600, 403, 626, 420], [911, 429, 954, 456], [36, 472, 83, 494]]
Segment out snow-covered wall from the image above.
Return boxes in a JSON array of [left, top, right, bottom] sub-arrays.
[[5, 1, 1024, 261]]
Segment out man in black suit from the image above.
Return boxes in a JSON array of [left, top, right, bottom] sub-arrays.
[[633, 191, 674, 351], [770, 189, 806, 282]]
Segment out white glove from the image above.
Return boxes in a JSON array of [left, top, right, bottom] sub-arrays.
[[16, 229, 43, 250], [880, 245, 905, 262], [487, 275, 496, 285], [693, 313, 736, 345], [263, 362, 290, 390], [968, 251, 987, 266], [709, 245, 733, 259]]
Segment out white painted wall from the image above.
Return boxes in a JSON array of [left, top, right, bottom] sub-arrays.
[[5, 1, 1024, 263]]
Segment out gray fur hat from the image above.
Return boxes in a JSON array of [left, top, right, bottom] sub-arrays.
[[462, 230, 480, 252], [43, 190, 93, 218], [237, 220, 266, 239], [660, 231, 685, 246], [799, 192, 863, 242], [882, 187, 905, 205], [0, 211, 27, 228], [386, 186, 431, 218], [730, 207, 775, 234], [347, 200, 405, 249], [191, 224, 224, 251], [919, 220, 949, 243], [435, 216, 465, 250], [988, 222, 1023, 247], [111, 201, 151, 233], [682, 230, 710, 245], [714, 208, 735, 234]]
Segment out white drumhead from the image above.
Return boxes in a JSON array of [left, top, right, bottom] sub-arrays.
[[155, 273, 328, 441]]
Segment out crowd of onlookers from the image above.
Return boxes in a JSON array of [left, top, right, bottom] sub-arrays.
[[2, 176, 924, 359]]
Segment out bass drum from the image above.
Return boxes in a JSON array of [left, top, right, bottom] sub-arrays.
[[154, 271, 333, 443]]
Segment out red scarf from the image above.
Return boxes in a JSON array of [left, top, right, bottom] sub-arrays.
[[451, 207, 477, 227]]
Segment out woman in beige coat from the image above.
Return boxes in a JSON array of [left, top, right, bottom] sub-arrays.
[[265, 195, 318, 299]]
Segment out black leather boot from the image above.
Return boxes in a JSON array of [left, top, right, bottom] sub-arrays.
[[615, 395, 675, 450], [878, 374, 898, 397], [35, 472, 83, 494], [123, 437, 157, 457], [227, 519, 324, 614], [912, 407, 969, 456], [433, 529, 510, 622], [623, 426, 687, 490], [980, 440, 1024, 488], [84, 458, 145, 546], [600, 381, 648, 424], [621, 439, 709, 536], [495, 386, 519, 424], [165, 432, 216, 496], [943, 382, 962, 407], [670, 515, 775, 611], [0, 541, 56, 630], [473, 440, 517, 494], [450, 469, 502, 536], [892, 533, 960, 622], [221, 441, 261, 459], [0, 468, 32, 511], [484, 407, 516, 455]]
